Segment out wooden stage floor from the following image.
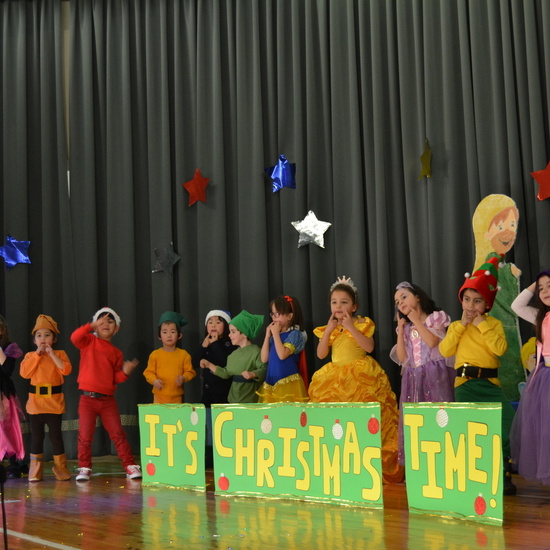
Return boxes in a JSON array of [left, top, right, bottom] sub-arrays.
[[0, 457, 549, 549]]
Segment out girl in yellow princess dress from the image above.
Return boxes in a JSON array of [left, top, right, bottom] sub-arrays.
[[309, 276, 403, 483]]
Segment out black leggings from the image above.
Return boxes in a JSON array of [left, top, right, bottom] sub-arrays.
[[29, 414, 65, 455]]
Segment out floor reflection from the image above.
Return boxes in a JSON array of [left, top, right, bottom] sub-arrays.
[[0, 462, 545, 549], [141, 486, 386, 549]]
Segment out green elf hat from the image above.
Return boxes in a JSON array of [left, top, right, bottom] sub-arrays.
[[458, 253, 503, 311], [231, 310, 264, 340], [158, 311, 188, 329]]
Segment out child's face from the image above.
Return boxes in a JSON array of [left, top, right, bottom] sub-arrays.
[[229, 324, 247, 347], [537, 275, 550, 307], [206, 316, 225, 338], [330, 290, 357, 320], [394, 288, 419, 317], [34, 329, 55, 348], [159, 322, 182, 347], [270, 306, 293, 329], [95, 314, 119, 340], [485, 210, 518, 255], [461, 289, 488, 315]]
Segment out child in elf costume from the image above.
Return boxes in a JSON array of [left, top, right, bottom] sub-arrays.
[[439, 256, 516, 495]]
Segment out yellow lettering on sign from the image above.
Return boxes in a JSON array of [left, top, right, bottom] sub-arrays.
[[404, 413, 424, 470], [257, 439, 275, 487], [295, 440, 311, 491], [492, 433, 501, 495], [444, 432, 466, 491], [277, 428, 297, 477], [163, 423, 177, 467], [235, 429, 255, 476], [214, 410, 234, 458], [361, 446, 382, 501], [421, 440, 443, 498], [309, 425, 325, 477], [343, 422, 361, 474], [185, 431, 198, 474], [468, 422, 487, 484], [144, 414, 161, 456], [322, 444, 341, 496]]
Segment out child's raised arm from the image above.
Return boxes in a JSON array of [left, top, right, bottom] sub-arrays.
[[317, 315, 338, 359], [342, 312, 374, 353], [264, 322, 293, 361], [511, 282, 537, 325], [260, 324, 272, 363], [407, 309, 440, 348], [395, 317, 408, 363]]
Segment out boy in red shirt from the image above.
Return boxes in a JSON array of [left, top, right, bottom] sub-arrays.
[[71, 307, 140, 481]]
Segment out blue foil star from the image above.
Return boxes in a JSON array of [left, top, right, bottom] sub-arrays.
[[0, 235, 31, 270], [265, 154, 296, 193]]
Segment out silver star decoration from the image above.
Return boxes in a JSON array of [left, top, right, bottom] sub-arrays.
[[152, 242, 181, 277], [291, 210, 331, 248]]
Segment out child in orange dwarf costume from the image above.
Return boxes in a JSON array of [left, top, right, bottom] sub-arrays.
[[20, 315, 72, 481]]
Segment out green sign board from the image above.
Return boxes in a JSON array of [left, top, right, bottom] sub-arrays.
[[138, 403, 206, 490], [212, 402, 383, 508], [403, 402, 503, 525]]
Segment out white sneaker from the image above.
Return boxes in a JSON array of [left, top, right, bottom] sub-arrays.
[[76, 467, 91, 481], [125, 465, 142, 480]]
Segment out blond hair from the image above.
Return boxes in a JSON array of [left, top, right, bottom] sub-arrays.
[[472, 194, 519, 271]]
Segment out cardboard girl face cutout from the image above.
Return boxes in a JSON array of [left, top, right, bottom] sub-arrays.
[[472, 194, 519, 270]]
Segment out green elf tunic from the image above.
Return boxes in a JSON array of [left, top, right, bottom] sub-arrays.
[[214, 344, 267, 403]]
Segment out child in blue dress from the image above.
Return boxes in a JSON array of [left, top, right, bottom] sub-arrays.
[[257, 296, 309, 403]]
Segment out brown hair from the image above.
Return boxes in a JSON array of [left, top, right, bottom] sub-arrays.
[[330, 284, 358, 305], [270, 295, 305, 331]]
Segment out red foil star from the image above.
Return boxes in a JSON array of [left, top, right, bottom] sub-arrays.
[[182, 168, 209, 206], [531, 161, 550, 201]]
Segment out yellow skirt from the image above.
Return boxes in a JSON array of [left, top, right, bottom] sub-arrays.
[[257, 373, 309, 403], [309, 358, 404, 484]]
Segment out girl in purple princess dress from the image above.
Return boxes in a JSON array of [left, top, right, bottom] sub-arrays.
[[0, 315, 25, 469], [391, 282, 455, 465], [510, 271, 550, 485]]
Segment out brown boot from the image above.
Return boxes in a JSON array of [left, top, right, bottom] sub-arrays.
[[29, 453, 44, 482], [52, 454, 71, 481]]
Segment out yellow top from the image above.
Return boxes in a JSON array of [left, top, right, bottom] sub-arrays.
[[439, 316, 507, 387], [313, 318, 374, 366]]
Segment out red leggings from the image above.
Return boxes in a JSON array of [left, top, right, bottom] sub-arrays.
[[77, 394, 135, 469]]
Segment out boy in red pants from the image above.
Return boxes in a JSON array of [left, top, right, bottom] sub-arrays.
[[71, 307, 141, 481]]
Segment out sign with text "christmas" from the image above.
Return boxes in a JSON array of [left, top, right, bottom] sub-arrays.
[[212, 402, 383, 508], [403, 402, 503, 526], [138, 403, 206, 490]]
